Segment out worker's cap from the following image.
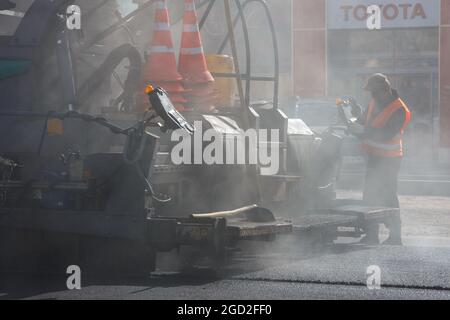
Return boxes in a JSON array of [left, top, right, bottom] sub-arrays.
[[364, 73, 391, 92]]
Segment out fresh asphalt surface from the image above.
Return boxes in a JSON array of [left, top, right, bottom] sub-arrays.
[[2, 238, 450, 300], [2, 193, 450, 300]]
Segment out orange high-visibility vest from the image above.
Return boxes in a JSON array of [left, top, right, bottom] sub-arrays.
[[362, 98, 411, 157]]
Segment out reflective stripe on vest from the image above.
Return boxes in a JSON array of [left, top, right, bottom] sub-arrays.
[[362, 98, 411, 157], [364, 134, 402, 151]]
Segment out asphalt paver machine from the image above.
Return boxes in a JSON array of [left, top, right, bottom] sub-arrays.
[[0, 0, 398, 275]]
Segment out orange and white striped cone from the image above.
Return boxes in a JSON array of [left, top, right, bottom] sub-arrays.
[[178, 0, 214, 84], [178, 0, 218, 111], [138, 0, 188, 111], [144, 0, 183, 82]]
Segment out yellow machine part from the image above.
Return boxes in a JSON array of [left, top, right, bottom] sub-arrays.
[[47, 118, 64, 136], [205, 54, 236, 107]]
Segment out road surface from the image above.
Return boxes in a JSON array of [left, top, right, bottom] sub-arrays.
[[1, 192, 450, 300]]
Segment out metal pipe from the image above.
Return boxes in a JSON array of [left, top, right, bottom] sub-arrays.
[[56, 26, 77, 111], [199, 0, 217, 29], [212, 72, 275, 82], [234, 0, 252, 107], [216, 0, 279, 109], [212, 1, 252, 106], [224, 0, 245, 109], [246, 0, 279, 109]]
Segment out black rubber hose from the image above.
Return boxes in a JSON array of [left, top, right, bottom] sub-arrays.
[[77, 43, 142, 111]]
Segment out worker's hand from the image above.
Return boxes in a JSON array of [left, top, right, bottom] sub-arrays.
[[348, 123, 365, 136]]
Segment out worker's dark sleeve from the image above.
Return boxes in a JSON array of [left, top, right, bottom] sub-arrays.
[[363, 108, 406, 142]]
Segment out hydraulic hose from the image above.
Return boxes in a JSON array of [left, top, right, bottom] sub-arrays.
[[77, 43, 142, 111]]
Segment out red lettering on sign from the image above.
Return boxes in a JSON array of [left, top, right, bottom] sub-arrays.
[[383, 4, 399, 20], [338, 2, 430, 24], [354, 4, 368, 21], [411, 3, 426, 19], [341, 5, 353, 21], [399, 3, 412, 19]]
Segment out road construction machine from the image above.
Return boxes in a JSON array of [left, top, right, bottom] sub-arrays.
[[0, 0, 398, 275]]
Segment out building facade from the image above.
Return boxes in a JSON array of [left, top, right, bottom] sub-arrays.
[[293, 0, 450, 163]]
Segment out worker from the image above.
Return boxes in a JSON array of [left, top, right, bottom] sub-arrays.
[[347, 73, 411, 245]]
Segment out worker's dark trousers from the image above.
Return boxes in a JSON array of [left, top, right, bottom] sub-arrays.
[[363, 155, 402, 241]]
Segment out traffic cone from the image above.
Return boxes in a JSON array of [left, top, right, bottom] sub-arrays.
[[178, 0, 217, 111], [138, 0, 188, 111], [178, 0, 214, 84]]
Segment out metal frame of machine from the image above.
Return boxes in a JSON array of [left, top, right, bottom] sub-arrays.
[[0, 0, 400, 275], [0, 0, 294, 274]]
